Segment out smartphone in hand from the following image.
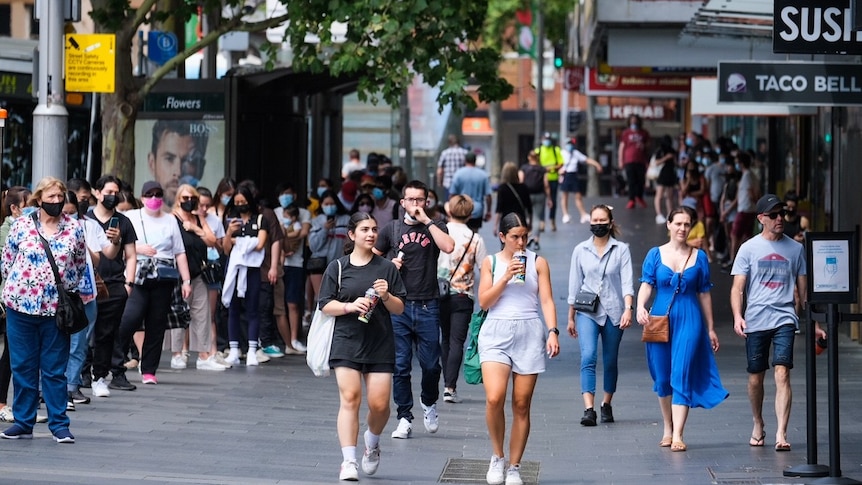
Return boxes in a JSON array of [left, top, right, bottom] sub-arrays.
[[108, 217, 120, 229]]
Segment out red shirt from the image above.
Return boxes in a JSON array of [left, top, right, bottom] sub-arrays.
[[620, 128, 650, 165]]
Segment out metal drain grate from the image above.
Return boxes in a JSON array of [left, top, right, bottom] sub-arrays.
[[439, 458, 540, 484], [707, 465, 798, 485]]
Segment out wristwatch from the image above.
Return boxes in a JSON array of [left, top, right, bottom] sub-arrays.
[[124, 281, 134, 287], [548, 327, 560, 336]]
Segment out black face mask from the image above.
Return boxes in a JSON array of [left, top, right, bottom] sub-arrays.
[[41, 201, 64, 217], [235, 204, 250, 213], [180, 199, 199, 213], [590, 223, 611, 238], [77, 199, 89, 216], [101, 194, 118, 210]]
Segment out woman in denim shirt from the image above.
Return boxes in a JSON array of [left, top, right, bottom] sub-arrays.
[[566, 204, 634, 427]]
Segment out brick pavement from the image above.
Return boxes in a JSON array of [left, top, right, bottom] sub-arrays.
[[1, 197, 861, 484]]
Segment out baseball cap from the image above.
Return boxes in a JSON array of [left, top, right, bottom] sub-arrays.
[[360, 175, 376, 187], [755, 194, 784, 214], [141, 180, 163, 197]]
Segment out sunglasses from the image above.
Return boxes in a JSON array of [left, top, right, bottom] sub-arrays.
[[763, 210, 786, 220], [143, 191, 164, 199]]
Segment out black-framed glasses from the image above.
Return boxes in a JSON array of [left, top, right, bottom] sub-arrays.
[[764, 210, 786, 220], [403, 197, 426, 205]]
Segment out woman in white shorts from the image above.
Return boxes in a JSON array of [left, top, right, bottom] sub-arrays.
[[477, 212, 559, 485]]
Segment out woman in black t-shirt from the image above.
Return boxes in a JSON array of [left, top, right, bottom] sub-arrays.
[[318, 212, 406, 481]]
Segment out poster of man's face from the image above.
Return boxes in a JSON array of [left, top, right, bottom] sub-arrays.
[[134, 119, 225, 209]]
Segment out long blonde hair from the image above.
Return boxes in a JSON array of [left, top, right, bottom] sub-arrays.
[[27, 177, 67, 207], [173, 184, 201, 210]]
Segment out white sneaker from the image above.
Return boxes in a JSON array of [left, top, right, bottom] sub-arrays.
[[361, 445, 380, 475], [0, 406, 14, 422], [655, 214, 667, 224], [91, 378, 111, 398], [391, 417, 412, 439], [505, 465, 523, 485], [254, 349, 270, 363], [486, 455, 505, 485], [443, 390, 461, 403], [339, 460, 359, 481], [291, 339, 308, 352], [225, 349, 241, 366], [422, 403, 439, 433], [246, 350, 260, 366], [213, 353, 232, 368], [196, 356, 227, 371], [561, 214, 571, 224], [170, 355, 187, 369], [580, 213, 591, 224]]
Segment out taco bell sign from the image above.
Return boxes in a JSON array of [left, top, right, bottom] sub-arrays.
[[718, 61, 862, 106], [774, 0, 862, 54]]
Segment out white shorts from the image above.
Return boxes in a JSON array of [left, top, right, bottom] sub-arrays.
[[478, 317, 546, 375]]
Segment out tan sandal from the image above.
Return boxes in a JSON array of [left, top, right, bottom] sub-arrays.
[[659, 436, 673, 447], [671, 440, 687, 452]]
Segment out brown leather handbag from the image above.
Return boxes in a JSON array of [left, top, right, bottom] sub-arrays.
[[642, 248, 693, 343]]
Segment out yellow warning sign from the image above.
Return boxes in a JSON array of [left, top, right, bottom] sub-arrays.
[[64, 34, 115, 93]]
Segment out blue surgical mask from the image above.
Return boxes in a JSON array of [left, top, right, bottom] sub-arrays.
[[316, 187, 327, 198], [719, 156, 726, 164], [278, 194, 294, 208], [565, 143, 574, 152], [685, 138, 693, 147], [735, 163, 741, 171], [695, 156, 702, 164], [716, 147, 722, 154], [220, 195, 231, 207], [372, 188, 385, 201], [67, 213, 79, 220], [358, 204, 373, 213], [322, 205, 337, 216], [629, 124, 637, 130], [542, 139, 552, 147]]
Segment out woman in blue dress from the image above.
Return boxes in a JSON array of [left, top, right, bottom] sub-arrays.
[[636, 207, 728, 452]]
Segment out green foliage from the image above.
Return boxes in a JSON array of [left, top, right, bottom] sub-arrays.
[[286, 0, 513, 112]]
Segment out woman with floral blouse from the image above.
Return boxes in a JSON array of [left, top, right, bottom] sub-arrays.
[[0, 177, 86, 443]]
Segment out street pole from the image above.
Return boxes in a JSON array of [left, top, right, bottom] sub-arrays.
[[0, 108, 6, 190], [33, 0, 68, 184], [534, 0, 544, 146]]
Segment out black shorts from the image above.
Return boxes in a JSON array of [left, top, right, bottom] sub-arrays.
[[559, 172, 581, 193], [330, 359, 394, 374]]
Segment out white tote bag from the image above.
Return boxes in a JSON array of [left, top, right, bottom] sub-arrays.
[[306, 260, 341, 377]]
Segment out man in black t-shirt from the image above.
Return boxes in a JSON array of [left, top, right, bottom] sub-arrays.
[[87, 176, 139, 395], [374, 180, 454, 439]]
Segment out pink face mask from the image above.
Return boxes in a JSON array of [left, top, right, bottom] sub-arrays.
[[143, 197, 163, 211]]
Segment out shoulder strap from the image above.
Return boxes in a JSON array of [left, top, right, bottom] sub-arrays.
[[30, 213, 63, 288], [596, 246, 614, 292], [139, 211, 147, 243], [665, 247, 694, 314], [506, 183, 527, 215], [448, 232, 475, 283]]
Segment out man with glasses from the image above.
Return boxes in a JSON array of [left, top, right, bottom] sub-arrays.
[[730, 194, 825, 452], [374, 180, 454, 440]]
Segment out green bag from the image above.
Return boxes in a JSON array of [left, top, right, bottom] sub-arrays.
[[463, 255, 495, 385]]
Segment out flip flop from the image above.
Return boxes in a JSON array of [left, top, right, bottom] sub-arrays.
[[749, 434, 765, 447], [775, 442, 792, 452], [659, 436, 673, 447]]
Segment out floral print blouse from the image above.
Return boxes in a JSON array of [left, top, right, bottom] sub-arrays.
[[1, 214, 87, 316]]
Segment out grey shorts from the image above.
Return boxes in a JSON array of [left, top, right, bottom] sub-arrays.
[[478, 317, 546, 375]]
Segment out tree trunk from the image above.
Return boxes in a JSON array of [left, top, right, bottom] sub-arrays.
[[100, 19, 141, 184], [488, 101, 503, 183]]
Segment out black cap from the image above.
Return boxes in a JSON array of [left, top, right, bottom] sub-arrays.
[[755, 194, 784, 214], [141, 180, 163, 196]]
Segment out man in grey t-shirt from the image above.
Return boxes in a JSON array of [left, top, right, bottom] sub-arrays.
[[730, 194, 825, 451]]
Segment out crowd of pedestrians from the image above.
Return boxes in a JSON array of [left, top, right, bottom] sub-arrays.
[[0, 134, 820, 485]]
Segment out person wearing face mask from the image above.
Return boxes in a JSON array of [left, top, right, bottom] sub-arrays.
[[351, 193, 376, 216], [448, 152, 492, 231], [566, 204, 633, 427], [62, 184, 120, 410], [111, 181, 192, 385], [617, 115, 651, 210], [781, 191, 808, 244], [87, 176, 139, 395], [308, 191, 351, 321], [0, 177, 87, 443], [370, 177, 396, 229], [0, 186, 31, 423], [276, 196, 309, 355], [168, 184, 225, 371], [210, 177, 237, 220], [534, 132, 563, 231], [559, 139, 604, 225]]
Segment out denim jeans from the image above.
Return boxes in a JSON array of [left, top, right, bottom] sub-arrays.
[[392, 299, 442, 421], [440, 294, 473, 390], [66, 300, 98, 391], [6, 308, 70, 433], [576, 314, 624, 395]]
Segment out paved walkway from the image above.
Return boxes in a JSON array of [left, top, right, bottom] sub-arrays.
[[2, 196, 861, 484]]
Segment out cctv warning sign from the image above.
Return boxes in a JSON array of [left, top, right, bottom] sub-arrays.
[[65, 34, 115, 93]]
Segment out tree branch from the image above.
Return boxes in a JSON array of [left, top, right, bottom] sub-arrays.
[[133, 0, 159, 30], [137, 12, 290, 99]]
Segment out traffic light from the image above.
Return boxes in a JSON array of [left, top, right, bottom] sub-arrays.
[[553, 43, 564, 69]]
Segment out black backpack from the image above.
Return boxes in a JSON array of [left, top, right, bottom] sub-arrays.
[[521, 164, 545, 194]]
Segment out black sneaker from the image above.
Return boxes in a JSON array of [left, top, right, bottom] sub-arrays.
[[600, 403, 614, 423], [580, 408, 597, 427], [80, 372, 92, 389], [70, 389, 90, 405], [108, 373, 137, 391]]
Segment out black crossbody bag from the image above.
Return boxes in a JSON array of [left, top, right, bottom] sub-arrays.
[[573, 246, 614, 313]]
